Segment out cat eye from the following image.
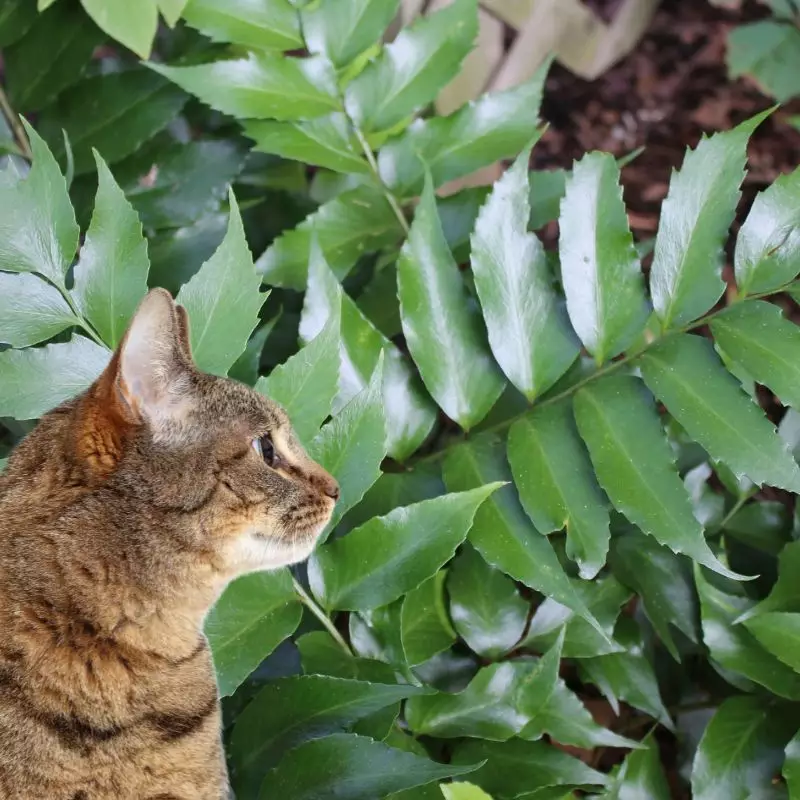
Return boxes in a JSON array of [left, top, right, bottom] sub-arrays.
[[252, 435, 277, 467]]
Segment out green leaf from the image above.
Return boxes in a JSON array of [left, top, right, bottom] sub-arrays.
[[205, 568, 302, 697], [573, 375, 746, 579], [259, 733, 479, 800], [529, 169, 567, 230], [257, 186, 402, 289], [244, 115, 369, 174], [378, 66, 548, 198], [0, 273, 78, 347], [442, 435, 603, 634], [157, 0, 187, 26], [303, 0, 400, 69], [470, 148, 579, 401], [737, 540, 800, 622], [0, 335, 109, 420], [639, 333, 800, 493], [560, 152, 649, 363], [742, 612, 800, 671], [308, 484, 501, 611], [0, 0, 38, 48], [734, 167, 800, 295], [785, 731, 800, 798], [175, 192, 266, 376], [258, 304, 340, 447], [692, 696, 799, 800], [344, 0, 477, 133], [38, 69, 187, 176], [307, 357, 386, 532], [80, 0, 157, 57], [728, 21, 800, 103], [649, 111, 769, 329], [0, 458, 7, 475], [451, 739, 609, 798], [4, 0, 103, 113], [605, 740, 671, 800], [401, 571, 457, 666], [441, 784, 493, 800], [694, 565, 800, 699], [508, 403, 610, 580], [712, 300, 800, 412], [182, 0, 302, 50], [0, 121, 78, 283], [228, 315, 279, 387], [447, 545, 528, 659], [150, 54, 339, 121], [72, 153, 149, 349], [399, 176, 505, 430], [229, 676, 424, 797]]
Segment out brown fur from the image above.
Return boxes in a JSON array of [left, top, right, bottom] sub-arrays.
[[0, 290, 338, 799]]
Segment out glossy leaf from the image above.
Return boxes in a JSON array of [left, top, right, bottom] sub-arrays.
[[176, 192, 266, 376], [259, 733, 478, 800], [574, 375, 743, 578], [308, 484, 501, 611], [150, 54, 339, 121], [605, 741, 671, 800], [471, 148, 579, 401], [743, 612, 800, 672], [303, 0, 400, 68], [345, 0, 477, 133], [229, 676, 424, 796], [448, 545, 528, 658], [401, 571, 457, 666], [734, 166, 800, 294], [228, 316, 279, 387], [0, 0, 37, 48], [560, 151, 649, 362], [157, 0, 187, 26], [0, 273, 78, 347], [379, 65, 548, 198], [72, 154, 149, 349], [205, 568, 302, 697], [399, 177, 505, 430], [80, 0, 157, 58], [0, 122, 78, 283], [712, 300, 800, 410], [509, 403, 610, 580], [737, 540, 800, 622], [649, 111, 769, 329], [0, 336, 109, 419], [441, 784, 493, 800], [182, 0, 302, 50], [639, 333, 800, 493], [785, 732, 800, 798]]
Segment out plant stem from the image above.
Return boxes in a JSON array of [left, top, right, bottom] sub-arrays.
[[46, 277, 108, 349], [292, 576, 354, 657], [0, 84, 32, 160]]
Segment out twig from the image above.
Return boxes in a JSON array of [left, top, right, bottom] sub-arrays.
[[292, 576, 354, 657], [0, 84, 32, 160]]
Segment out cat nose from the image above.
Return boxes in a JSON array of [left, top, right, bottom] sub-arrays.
[[322, 476, 340, 501]]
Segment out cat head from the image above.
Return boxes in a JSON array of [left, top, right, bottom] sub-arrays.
[[39, 289, 337, 575]]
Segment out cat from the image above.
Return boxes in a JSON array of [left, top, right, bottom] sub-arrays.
[[0, 289, 339, 799]]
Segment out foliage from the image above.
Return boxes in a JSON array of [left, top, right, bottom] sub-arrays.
[[3, 1, 800, 799]]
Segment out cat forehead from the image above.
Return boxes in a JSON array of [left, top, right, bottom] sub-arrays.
[[197, 376, 289, 431]]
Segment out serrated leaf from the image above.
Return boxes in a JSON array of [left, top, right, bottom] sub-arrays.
[[378, 66, 548, 198], [344, 0, 477, 133], [560, 152, 649, 362], [308, 484, 501, 611], [80, 0, 157, 57], [38, 69, 187, 176], [735, 166, 800, 294], [0, 273, 78, 347], [605, 740, 671, 800], [447, 545, 528, 659], [509, 403, 610, 580], [150, 54, 339, 121], [303, 0, 400, 69], [205, 568, 302, 697], [694, 564, 800, 699], [401, 571, 457, 666], [4, 0, 103, 113], [0, 335, 110, 419], [650, 111, 770, 329], [712, 300, 800, 411], [471, 148, 579, 401], [737, 540, 800, 623], [230, 676, 424, 797], [228, 315, 279, 386], [573, 375, 746, 579], [399, 176, 505, 430], [244, 115, 369, 174], [742, 612, 800, 671], [692, 696, 799, 800], [257, 186, 402, 289], [72, 153, 149, 349], [182, 0, 302, 50], [0, 121, 78, 283], [259, 733, 479, 800], [639, 333, 800, 492]]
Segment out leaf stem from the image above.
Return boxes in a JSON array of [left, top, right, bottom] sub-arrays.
[[0, 84, 32, 161], [46, 277, 108, 349], [291, 576, 354, 657]]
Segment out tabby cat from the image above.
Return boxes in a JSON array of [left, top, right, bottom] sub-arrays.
[[0, 289, 339, 799]]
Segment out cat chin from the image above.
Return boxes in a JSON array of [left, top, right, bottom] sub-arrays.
[[226, 526, 323, 572]]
